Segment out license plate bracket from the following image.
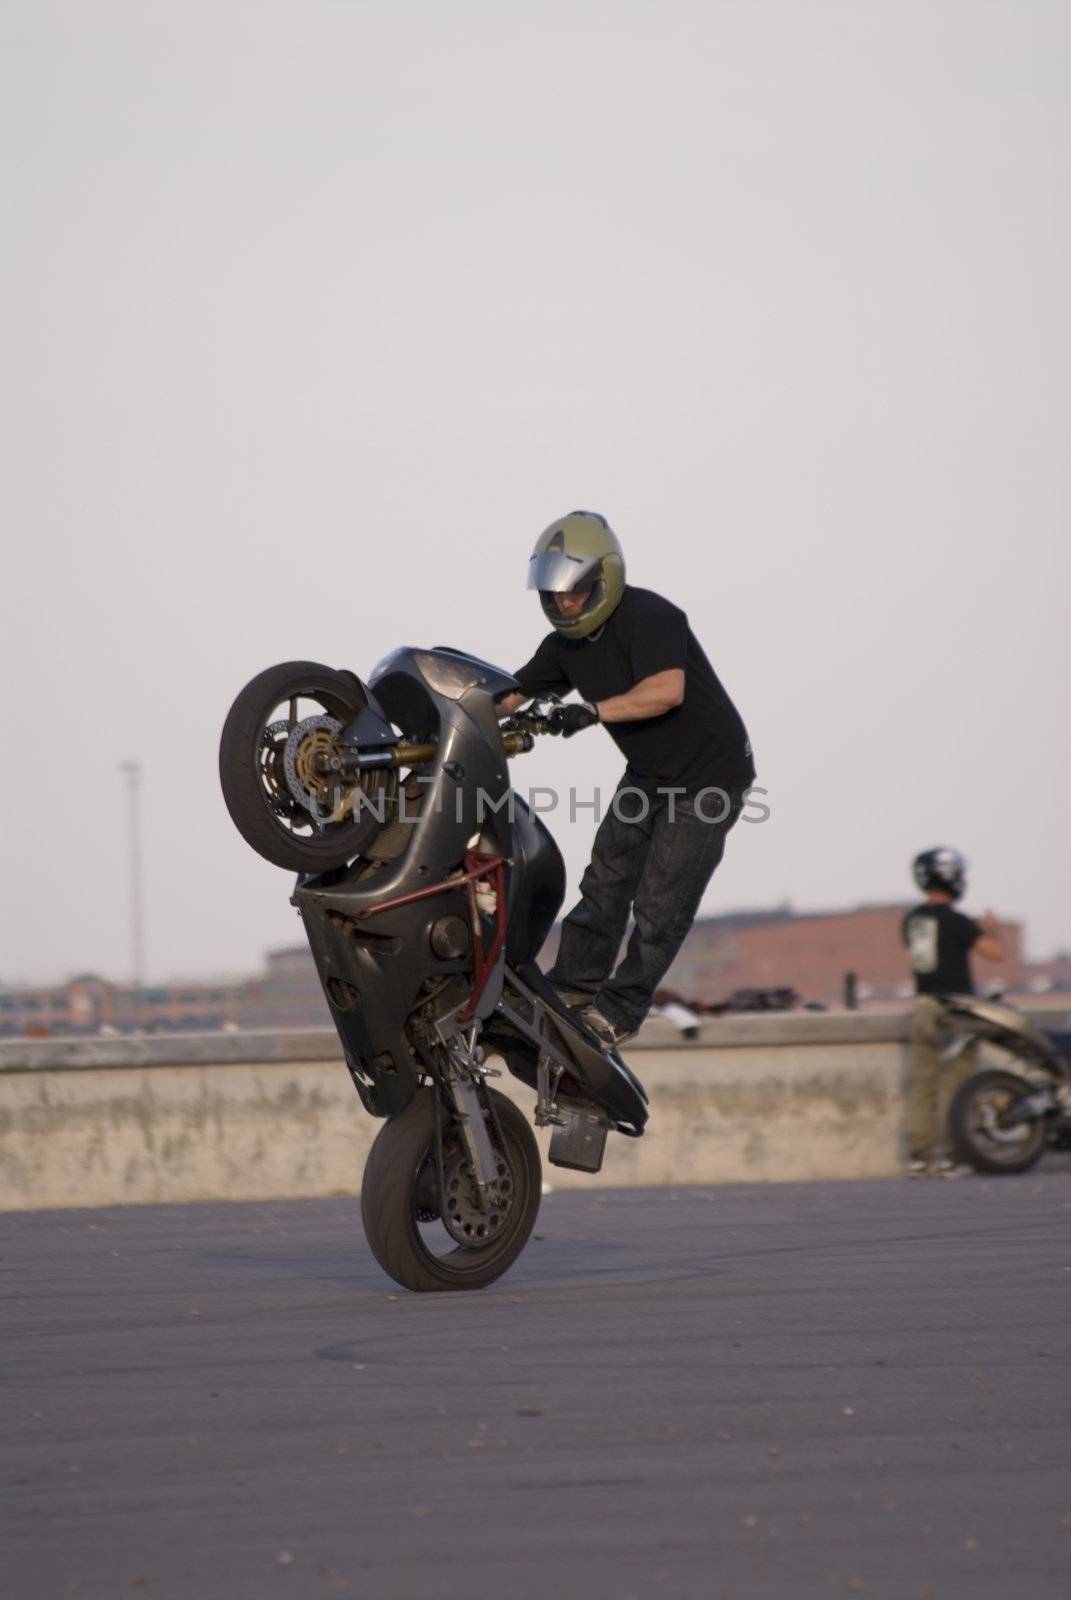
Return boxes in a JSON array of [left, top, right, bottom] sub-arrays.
[[547, 1103, 610, 1172]]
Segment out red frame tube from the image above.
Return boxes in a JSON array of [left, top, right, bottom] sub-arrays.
[[355, 851, 507, 1022]]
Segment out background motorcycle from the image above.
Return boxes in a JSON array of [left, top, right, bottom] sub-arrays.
[[219, 649, 648, 1291], [942, 996, 1071, 1174]]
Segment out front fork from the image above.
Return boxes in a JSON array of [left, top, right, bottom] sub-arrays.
[[444, 1075, 503, 1209], [434, 1018, 504, 1211]]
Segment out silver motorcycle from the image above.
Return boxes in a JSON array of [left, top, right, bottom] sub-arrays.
[[943, 996, 1071, 1174]]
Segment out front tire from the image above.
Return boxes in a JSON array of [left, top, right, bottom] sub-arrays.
[[360, 1088, 541, 1292], [219, 660, 388, 872], [948, 1068, 1049, 1174]]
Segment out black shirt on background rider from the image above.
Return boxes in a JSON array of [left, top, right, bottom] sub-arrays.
[[515, 585, 755, 793], [902, 903, 982, 996]]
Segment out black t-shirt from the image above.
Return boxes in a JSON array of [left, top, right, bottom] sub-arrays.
[[514, 585, 755, 792], [902, 903, 982, 996]]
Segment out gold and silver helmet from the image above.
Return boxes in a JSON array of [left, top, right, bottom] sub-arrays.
[[526, 510, 626, 639]]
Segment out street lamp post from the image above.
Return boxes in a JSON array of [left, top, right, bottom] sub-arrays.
[[119, 761, 145, 995]]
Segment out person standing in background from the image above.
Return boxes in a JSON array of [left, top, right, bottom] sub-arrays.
[[903, 848, 1005, 1176]]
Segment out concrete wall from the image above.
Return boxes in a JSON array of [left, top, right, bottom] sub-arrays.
[[0, 1014, 912, 1211]]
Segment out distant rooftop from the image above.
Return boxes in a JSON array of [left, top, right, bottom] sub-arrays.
[[698, 902, 916, 933]]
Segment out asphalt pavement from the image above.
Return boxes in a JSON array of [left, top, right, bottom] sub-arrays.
[[3, 1166, 1071, 1600]]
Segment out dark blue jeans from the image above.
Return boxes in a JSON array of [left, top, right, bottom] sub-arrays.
[[547, 774, 745, 1032]]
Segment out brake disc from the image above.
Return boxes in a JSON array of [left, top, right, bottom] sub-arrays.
[[283, 714, 345, 824], [440, 1145, 514, 1246]]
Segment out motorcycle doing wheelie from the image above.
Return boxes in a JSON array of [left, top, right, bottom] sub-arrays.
[[218, 647, 648, 1291], [941, 996, 1071, 1174]]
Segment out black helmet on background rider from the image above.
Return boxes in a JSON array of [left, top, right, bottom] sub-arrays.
[[526, 511, 626, 640], [912, 848, 967, 901]]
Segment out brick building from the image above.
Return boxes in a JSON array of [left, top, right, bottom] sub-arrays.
[[664, 904, 1026, 1008], [0, 973, 246, 1038], [0, 952, 334, 1039], [528, 903, 1036, 1009], [2, 908, 1061, 1038]]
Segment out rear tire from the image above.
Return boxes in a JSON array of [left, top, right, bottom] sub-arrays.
[[360, 1088, 541, 1292], [219, 660, 385, 872], [948, 1068, 1049, 1174]]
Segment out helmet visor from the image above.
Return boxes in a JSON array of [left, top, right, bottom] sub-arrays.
[[527, 550, 600, 594]]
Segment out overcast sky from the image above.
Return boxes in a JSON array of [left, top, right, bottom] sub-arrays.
[[3, 0, 1068, 986]]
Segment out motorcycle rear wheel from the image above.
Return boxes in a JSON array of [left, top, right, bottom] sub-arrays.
[[360, 1087, 541, 1292], [219, 660, 389, 872], [948, 1068, 1048, 1174]]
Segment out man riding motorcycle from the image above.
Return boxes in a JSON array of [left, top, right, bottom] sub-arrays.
[[497, 510, 756, 1049]]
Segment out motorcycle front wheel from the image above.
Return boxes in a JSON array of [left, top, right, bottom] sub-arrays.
[[948, 1068, 1049, 1174], [360, 1088, 541, 1292], [219, 660, 392, 872]]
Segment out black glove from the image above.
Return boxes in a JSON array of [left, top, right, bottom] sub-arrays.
[[548, 701, 600, 738]]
